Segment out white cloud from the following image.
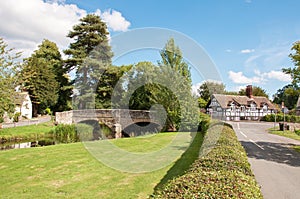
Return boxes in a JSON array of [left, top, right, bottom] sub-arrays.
[[225, 49, 232, 53], [228, 70, 291, 85], [0, 0, 131, 58], [240, 49, 255, 54], [228, 71, 262, 84], [97, 9, 131, 32], [254, 70, 291, 82], [0, 0, 86, 57]]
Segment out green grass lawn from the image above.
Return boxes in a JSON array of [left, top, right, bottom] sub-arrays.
[[0, 132, 203, 198], [294, 146, 300, 153], [269, 129, 300, 141], [0, 121, 55, 141]]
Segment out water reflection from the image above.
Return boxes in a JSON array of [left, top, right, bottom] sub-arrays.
[[0, 139, 55, 151]]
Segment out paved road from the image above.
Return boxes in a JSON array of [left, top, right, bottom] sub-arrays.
[[229, 121, 300, 199], [2, 115, 51, 128]]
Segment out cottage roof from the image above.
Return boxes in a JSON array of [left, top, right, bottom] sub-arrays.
[[212, 94, 274, 109]]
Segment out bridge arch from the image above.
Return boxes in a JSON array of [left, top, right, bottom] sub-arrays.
[[122, 122, 161, 137]]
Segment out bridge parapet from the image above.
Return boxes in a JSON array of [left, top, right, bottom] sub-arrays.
[[55, 109, 161, 136]]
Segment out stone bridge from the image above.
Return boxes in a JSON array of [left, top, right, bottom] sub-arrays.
[[55, 109, 162, 138]]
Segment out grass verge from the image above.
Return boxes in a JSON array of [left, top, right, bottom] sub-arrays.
[[269, 129, 300, 141], [151, 123, 263, 199], [0, 121, 55, 142], [294, 146, 300, 153], [0, 132, 202, 198]]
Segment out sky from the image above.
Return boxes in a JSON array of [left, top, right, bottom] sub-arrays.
[[1, 0, 299, 98]]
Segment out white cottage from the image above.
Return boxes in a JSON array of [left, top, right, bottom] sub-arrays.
[[15, 92, 32, 120], [207, 85, 275, 121]]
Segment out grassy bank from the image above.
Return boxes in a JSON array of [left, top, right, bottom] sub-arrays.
[[294, 146, 300, 153], [269, 129, 300, 141], [152, 123, 263, 199], [0, 121, 55, 142], [0, 132, 203, 198]]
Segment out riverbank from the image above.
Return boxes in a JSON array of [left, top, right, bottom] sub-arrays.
[[0, 121, 55, 143]]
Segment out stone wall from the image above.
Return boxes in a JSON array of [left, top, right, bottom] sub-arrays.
[[55, 110, 73, 124]]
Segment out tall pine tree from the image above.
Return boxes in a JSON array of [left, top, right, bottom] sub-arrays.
[[64, 14, 113, 109]]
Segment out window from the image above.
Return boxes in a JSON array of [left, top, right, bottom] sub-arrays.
[[241, 106, 245, 112], [250, 103, 256, 111], [263, 104, 268, 112], [230, 103, 236, 112]]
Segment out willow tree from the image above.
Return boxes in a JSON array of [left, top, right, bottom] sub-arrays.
[[64, 14, 113, 109]]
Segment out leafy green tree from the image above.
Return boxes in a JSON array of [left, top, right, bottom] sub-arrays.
[[0, 38, 21, 121], [22, 56, 59, 117], [64, 14, 113, 109], [283, 41, 300, 85], [158, 38, 197, 131], [124, 47, 198, 131], [28, 39, 72, 113], [159, 38, 191, 84], [96, 65, 132, 109], [239, 86, 269, 98], [273, 84, 299, 110], [198, 81, 226, 102]]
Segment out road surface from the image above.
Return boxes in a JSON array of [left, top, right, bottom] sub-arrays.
[[229, 121, 300, 199], [2, 115, 51, 128]]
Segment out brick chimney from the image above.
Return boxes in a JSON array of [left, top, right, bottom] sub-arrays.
[[246, 85, 253, 99]]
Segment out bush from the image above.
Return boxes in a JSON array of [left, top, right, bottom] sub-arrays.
[[45, 108, 52, 115], [49, 123, 100, 143], [198, 112, 211, 132], [261, 114, 300, 123], [295, 130, 300, 136], [13, 112, 21, 122], [152, 124, 262, 199]]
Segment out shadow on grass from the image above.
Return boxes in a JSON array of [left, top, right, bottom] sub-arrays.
[[153, 131, 204, 191]]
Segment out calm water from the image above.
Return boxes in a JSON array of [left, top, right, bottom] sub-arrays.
[[0, 139, 56, 151]]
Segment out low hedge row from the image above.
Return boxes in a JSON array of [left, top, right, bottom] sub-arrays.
[[261, 113, 300, 123], [152, 123, 262, 198]]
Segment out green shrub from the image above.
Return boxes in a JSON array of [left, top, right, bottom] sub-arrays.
[[295, 130, 300, 136], [198, 112, 211, 132], [49, 123, 97, 143], [261, 114, 300, 123], [45, 108, 52, 115], [152, 124, 262, 199], [13, 112, 21, 122]]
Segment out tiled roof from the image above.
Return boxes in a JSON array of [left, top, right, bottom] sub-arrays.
[[212, 94, 275, 109]]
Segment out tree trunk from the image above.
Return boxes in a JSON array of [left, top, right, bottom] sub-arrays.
[[32, 102, 39, 118]]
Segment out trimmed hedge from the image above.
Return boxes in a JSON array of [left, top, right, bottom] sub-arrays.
[[152, 123, 262, 199], [261, 113, 300, 123]]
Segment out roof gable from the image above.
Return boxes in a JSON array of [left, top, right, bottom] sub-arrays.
[[211, 94, 274, 109]]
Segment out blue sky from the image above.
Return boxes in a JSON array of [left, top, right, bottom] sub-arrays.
[[1, 0, 299, 97]]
